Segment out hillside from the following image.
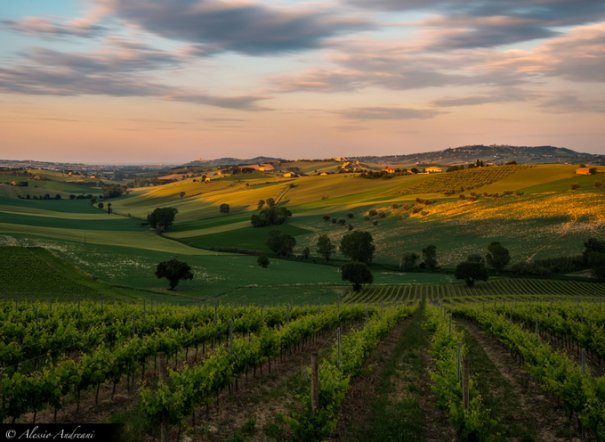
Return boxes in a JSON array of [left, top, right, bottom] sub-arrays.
[[352, 145, 605, 166]]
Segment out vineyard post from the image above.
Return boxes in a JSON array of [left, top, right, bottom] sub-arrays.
[[457, 342, 462, 381], [311, 352, 319, 413], [229, 321, 233, 354], [337, 327, 341, 369], [463, 358, 470, 410]]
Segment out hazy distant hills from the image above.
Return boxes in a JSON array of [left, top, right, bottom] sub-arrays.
[[351, 145, 605, 165], [184, 156, 285, 168], [185, 145, 604, 169]]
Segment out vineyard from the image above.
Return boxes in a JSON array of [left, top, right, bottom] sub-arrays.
[[401, 164, 533, 195], [4, 296, 605, 440], [343, 277, 605, 304]]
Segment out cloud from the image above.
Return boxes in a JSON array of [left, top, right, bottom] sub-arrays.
[[2, 16, 106, 38], [100, 0, 370, 55], [540, 94, 605, 114], [0, 41, 268, 110], [339, 107, 443, 120], [432, 88, 537, 107], [482, 22, 605, 83], [350, 0, 605, 48]]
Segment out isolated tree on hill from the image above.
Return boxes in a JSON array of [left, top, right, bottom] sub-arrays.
[[257, 255, 270, 268], [422, 245, 438, 270], [219, 203, 230, 214], [584, 238, 605, 280], [179, 191, 186, 199], [455, 257, 489, 287], [266, 198, 276, 208], [107, 202, 112, 214], [486, 242, 510, 272], [302, 247, 310, 260], [155, 259, 193, 290], [317, 235, 336, 261], [340, 231, 375, 263], [341, 261, 373, 292], [583, 238, 605, 264], [147, 207, 178, 233], [401, 252, 419, 271], [257, 199, 265, 210], [98, 202, 104, 210], [267, 230, 296, 257]]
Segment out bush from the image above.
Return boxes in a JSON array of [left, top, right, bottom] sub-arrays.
[[257, 255, 270, 268], [219, 203, 230, 214]]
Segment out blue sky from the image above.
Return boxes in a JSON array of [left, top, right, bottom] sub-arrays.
[[1, 0, 604, 163]]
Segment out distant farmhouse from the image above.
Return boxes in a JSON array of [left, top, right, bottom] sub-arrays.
[[425, 166, 443, 173], [383, 166, 396, 174], [241, 163, 275, 172]]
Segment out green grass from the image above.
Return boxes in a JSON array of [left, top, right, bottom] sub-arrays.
[[179, 224, 311, 252], [337, 306, 428, 441], [0, 246, 116, 300]]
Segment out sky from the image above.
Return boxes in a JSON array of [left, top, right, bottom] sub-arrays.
[[1, 0, 604, 164]]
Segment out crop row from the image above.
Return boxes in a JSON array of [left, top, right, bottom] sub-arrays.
[[344, 279, 605, 304], [0, 305, 328, 423], [290, 305, 413, 440], [0, 303, 318, 369], [140, 304, 375, 433], [449, 304, 605, 439]]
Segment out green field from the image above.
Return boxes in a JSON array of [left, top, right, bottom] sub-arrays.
[[1, 163, 604, 303]]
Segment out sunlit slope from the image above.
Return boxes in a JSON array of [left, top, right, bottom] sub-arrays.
[[112, 164, 594, 223], [0, 200, 218, 255]]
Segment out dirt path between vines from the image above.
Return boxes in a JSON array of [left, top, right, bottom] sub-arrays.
[[460, 319, 582, 442]]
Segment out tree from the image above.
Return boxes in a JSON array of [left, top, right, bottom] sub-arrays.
[[341, 261, 373, 292], [257, 199, 265, 210], [401, 252, 419, 271], [179, 191, 186, 199], [583, 238, 605, 264], [251, 206, 292, 227], [340, 231, 375, 263], [155, 259, 193, 289], [584, 238, 605, 280], [302, 247, 310, 260], [107, 202, 112, 214], [486, 242, 510, 272], [147, 207, 178, 232], [317, 235, 336, 261], [455, 258, 488, 287], [98, 202, 104, 210], [219, 203, 230, 214], [257, 255, 270, 268], [267, 230, 296, 257], [422, 245, 438, 270], [266, 198, 276, 208]]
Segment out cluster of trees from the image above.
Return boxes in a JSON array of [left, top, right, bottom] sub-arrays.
[[400, 245, 438, 271], [454, 242, 510, 287], [251, 198, 292, 227]]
